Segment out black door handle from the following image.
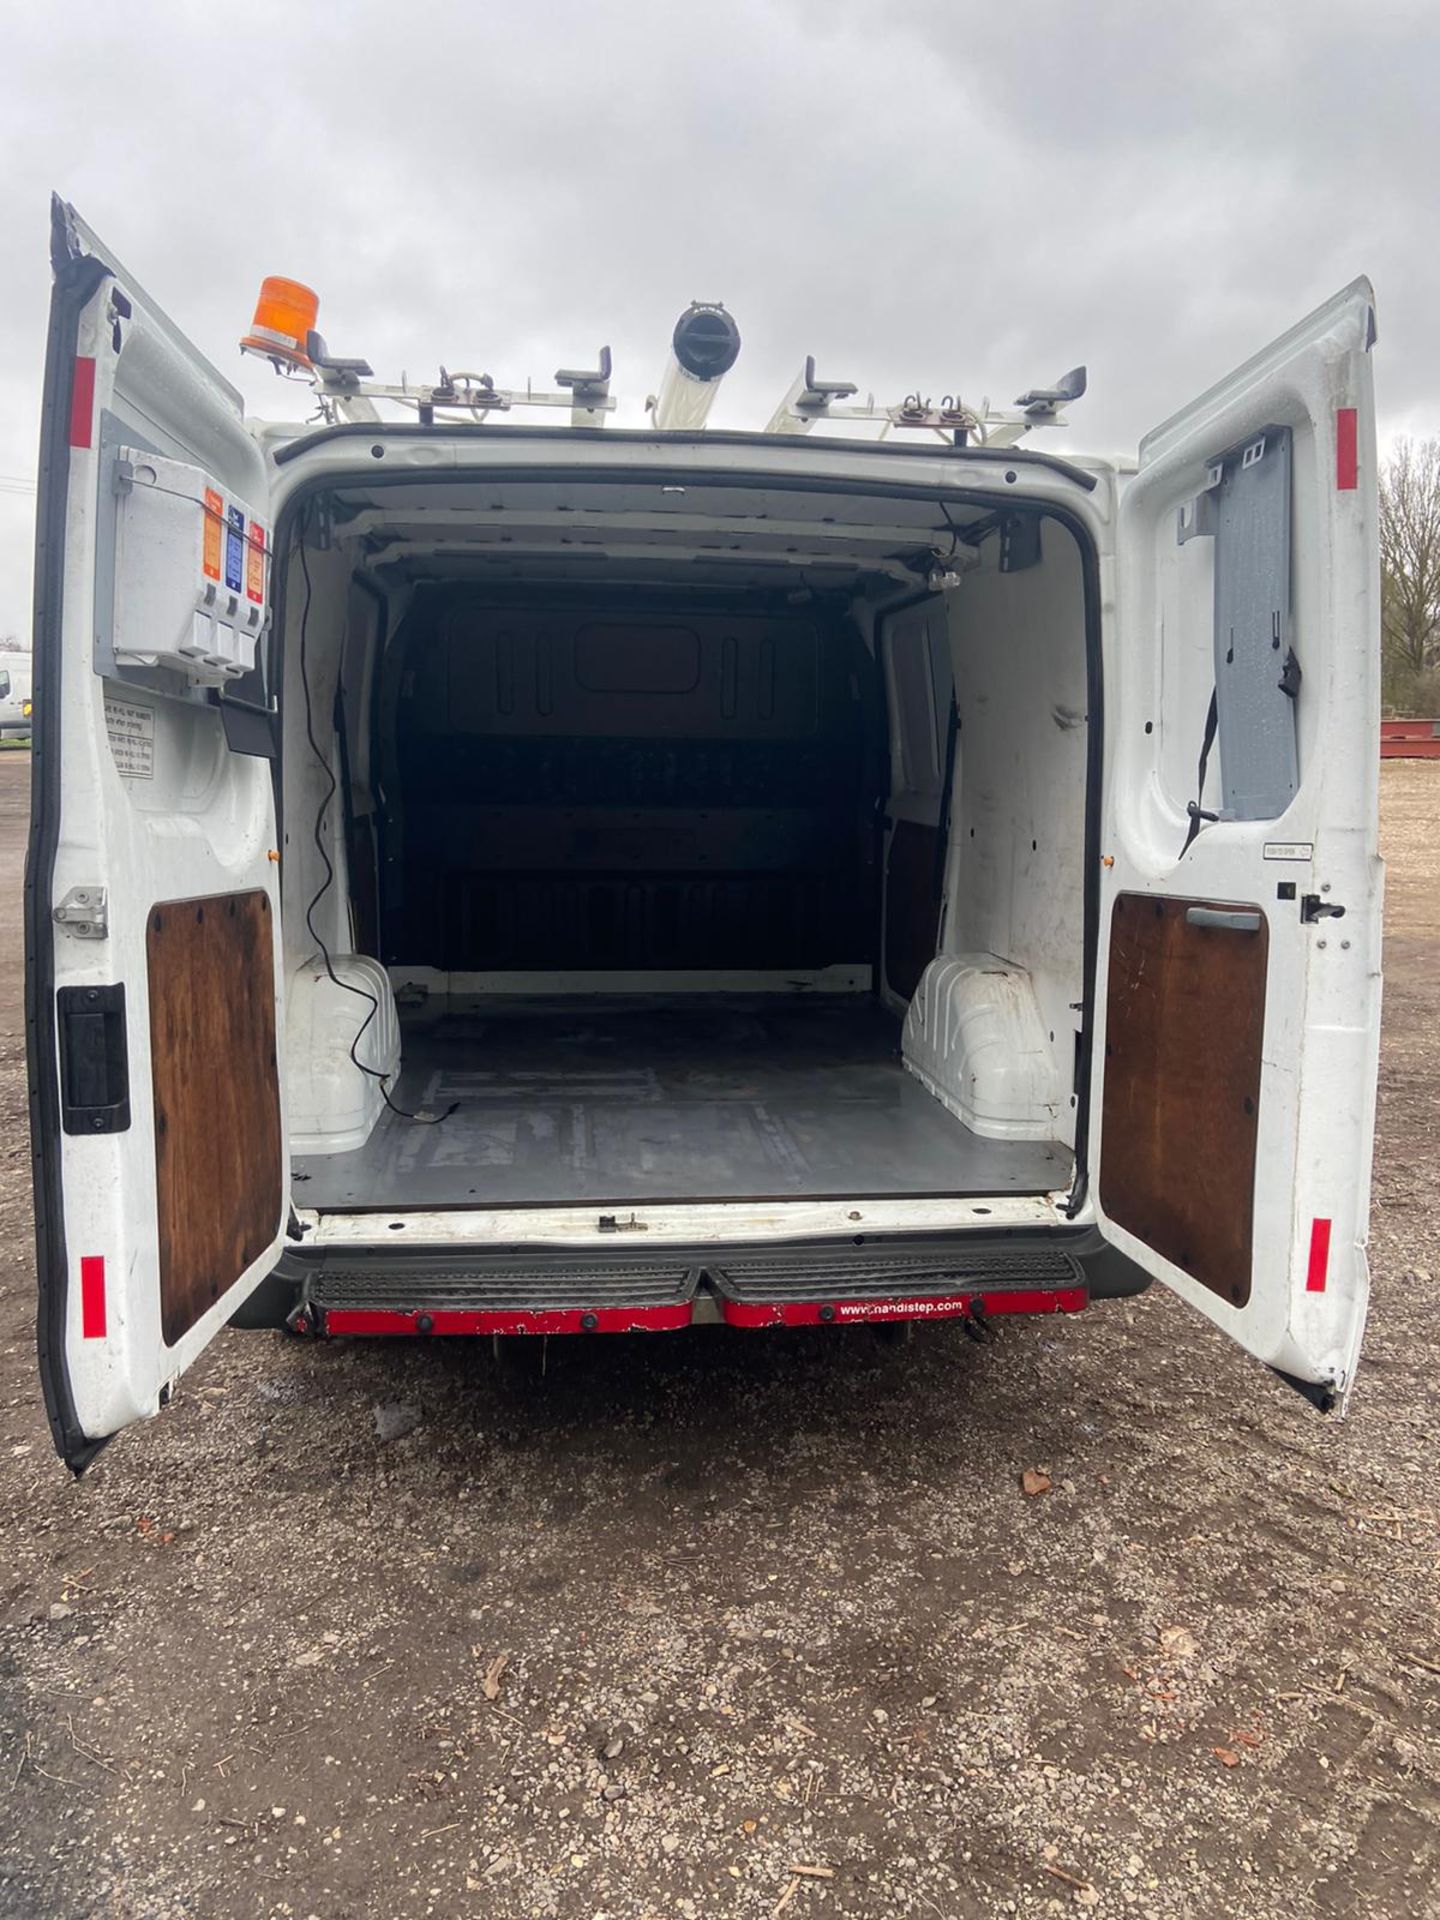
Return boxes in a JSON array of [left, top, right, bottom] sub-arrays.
[[58, 985, 130, 1135]]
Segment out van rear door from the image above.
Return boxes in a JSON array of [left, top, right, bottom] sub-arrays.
[[1092, 281, 1381, 1410], [27, 200, 287, 1468]]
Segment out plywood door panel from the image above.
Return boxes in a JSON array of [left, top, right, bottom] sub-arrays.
[[1099, 893, 1268, 1307], [147, 890, 283, 1347]]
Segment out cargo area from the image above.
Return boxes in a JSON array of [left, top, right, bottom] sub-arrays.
[[278, 465, 1092, 1218], [293, 996, 1071, 1208]]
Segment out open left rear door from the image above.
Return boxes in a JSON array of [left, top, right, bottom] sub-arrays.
[[1092, 281, 1382, 1412], [27, 200, 286, 1467]]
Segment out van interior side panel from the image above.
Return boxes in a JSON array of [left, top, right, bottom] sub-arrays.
[[280, 479, 1088, 1214], [945, 517, 1091, 1147]]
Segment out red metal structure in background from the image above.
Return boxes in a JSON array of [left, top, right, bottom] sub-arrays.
[[1381, 719, 1440, 759]]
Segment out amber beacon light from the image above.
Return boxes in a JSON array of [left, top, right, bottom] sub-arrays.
[[240, 277, 320, 371]]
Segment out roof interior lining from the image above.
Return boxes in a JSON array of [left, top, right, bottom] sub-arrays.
[[327, 478, 998, 592]]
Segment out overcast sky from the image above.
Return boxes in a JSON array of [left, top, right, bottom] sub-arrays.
[[2, 0, 1437, 640]]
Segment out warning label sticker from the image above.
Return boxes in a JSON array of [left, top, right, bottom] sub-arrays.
[[225, 505, 245, 593], [104, 696, 155, 779], [246, 519, 266, 604], [203, 488, 224, 582]]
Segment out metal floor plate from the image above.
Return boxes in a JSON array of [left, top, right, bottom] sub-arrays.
[[292, 997, 1073, 1209]]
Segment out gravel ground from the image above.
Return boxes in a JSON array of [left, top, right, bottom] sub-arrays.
[[0, 750, 1436, 1920]]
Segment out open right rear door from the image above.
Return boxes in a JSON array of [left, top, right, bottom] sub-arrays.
[[1092, 281, 1382, 1411]]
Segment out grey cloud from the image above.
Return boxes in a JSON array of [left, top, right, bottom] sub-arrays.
[[1, 0, 1436, 635]]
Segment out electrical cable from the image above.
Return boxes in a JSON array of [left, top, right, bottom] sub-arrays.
[[938, 498, 965, 560], [296, 518, 455, 1124]]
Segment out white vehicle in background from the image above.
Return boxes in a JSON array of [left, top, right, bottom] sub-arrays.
[[27, 196, 1383, 1470], [0, 653, 32, 734]]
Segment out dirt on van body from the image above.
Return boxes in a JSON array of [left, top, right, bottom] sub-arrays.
[[0, 748, 1436, 1920]]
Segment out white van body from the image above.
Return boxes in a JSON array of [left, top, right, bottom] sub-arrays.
[[27, 200, 1382, 1468], [0, 653, 32, 732]]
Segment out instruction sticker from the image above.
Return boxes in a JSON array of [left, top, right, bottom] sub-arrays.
[[1263, 841, 1313, 862], [104, 696, 155, 779], [225, 505, 246, 594], [202, 487, 224, 582], [246, 519, 266, 604]]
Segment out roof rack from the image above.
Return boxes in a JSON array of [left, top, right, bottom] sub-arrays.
[[239, 279, 1084, 443], [764, 359, 1087, 447]]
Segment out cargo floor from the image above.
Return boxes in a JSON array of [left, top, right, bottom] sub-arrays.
[[292, 996, 1072, 1209]]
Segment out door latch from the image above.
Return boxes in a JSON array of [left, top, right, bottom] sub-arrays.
[[53, 886, 108, 938], [1300, 893, 1346, 923], [598, 1213, 648, 1234]]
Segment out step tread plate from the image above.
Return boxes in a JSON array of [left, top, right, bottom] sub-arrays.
[[311, 1261, 699, 1313], [710, 1244, 1083, 1303]]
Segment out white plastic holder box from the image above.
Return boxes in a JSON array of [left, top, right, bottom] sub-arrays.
[[112, 448, 269, 686]]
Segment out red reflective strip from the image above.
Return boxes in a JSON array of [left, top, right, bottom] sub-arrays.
[[69, 356, 97, 449], [80, 1256, 107, 1338], [1336, 408, 1358, 490], [721, 1286, 1088, 1329], [323, 1287, 1089, 1337], [977, 1285, 1088, 1317], [1305, 1218, 1332, 1293], [323, 1304, 693, 1337]]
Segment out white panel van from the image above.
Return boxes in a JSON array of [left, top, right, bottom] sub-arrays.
[[0, 654, 32, 733], [26, 199, 1381, 1468]]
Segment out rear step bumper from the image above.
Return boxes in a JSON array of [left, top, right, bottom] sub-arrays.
[[306, 1257, 698, 1337], [709, 1245, 1085, 1327], [293, 1243, 1087, 1336]]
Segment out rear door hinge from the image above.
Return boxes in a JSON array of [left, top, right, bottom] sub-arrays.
[[53, 886, 108, 938]]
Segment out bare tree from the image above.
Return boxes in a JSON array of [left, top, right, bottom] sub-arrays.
[[1380, 439, 1440, 692], [0, 634, 27, 653]]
